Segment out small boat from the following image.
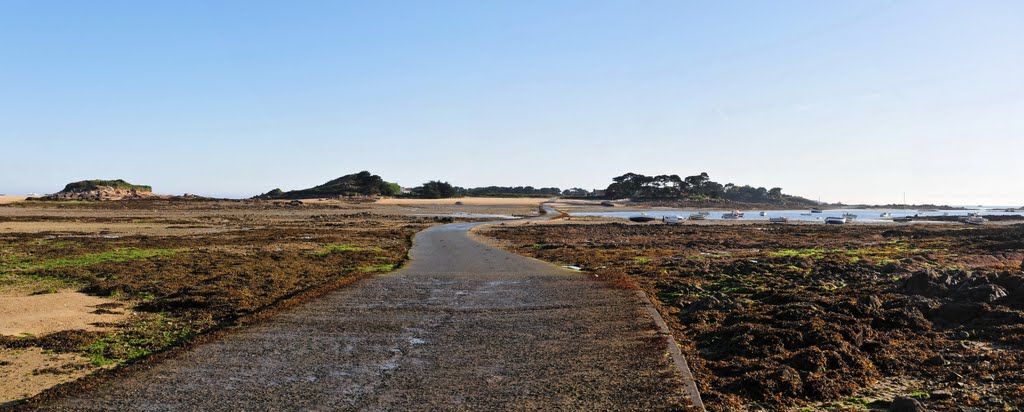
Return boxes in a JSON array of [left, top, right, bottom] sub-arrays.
[[629, 214, 656, 223], [697, 211, 711, 216], [811, 208, 823, 213], [963, 216, 988, 225], [880, 212, 892, 218], [688, 213, 706, 221], [662, 215, 685, 224], [800, 213, 812, 216], [893, 217, 913, 223], [825, 217, 847, 225], [600, 201, 615, 207], [759, 211, 768, 216], [842, 213, 858, 221], [769, 217, 788, 223], [721, 210, 744, 219]]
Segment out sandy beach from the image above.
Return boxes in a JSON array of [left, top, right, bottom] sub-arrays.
[[0, 196, 27, 205]]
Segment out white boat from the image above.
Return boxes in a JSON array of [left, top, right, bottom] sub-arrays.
[[759, 211, 767, 216], [964, 216, 988, 225], [880, 212, 892, 218], [825, 217, 847, 225], [811, 208, 823, 213], [769, 217, 788, 223], [721, 210, 744, 219], [662, 215, 685, 224], [688, 213, 706, 221], [842, 213, 858, 221]]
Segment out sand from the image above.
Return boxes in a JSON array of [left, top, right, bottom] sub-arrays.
[[0, 196, 28, 205], [0, 348, 98, 405], [0, 290, 129, 336]]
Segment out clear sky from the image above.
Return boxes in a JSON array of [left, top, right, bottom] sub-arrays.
[[2, 0, 1021, 205]]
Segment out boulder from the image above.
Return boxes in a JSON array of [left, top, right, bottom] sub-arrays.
[[903, 269, 957, 297], [935, 301, 987, 325], [952, 283, 1007, 303], [858, 294, 884, 314], [888, 396, 927, 412], [767, 366, 803, 397]]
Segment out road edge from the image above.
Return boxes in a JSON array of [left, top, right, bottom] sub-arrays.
[[471, 202, 706, 411]]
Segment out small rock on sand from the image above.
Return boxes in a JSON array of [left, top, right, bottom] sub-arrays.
[[888, 396, 927, 412]]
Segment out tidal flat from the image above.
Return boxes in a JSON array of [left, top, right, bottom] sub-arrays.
[[481, 221, 1024, 411], [0, 198, 479, 404]]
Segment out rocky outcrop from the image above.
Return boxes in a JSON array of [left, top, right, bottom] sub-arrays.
[[38, 187, 165, 201], [30, 179, 180, 201]]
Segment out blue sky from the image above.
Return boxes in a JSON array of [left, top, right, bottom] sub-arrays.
[[2, 0, 1021, 204]]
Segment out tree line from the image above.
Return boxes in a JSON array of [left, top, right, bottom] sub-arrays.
[[603, 172, 803, 204], [409, 182, 565, 199]]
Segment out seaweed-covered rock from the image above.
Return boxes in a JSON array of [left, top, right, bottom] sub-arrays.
[[685, 296, 745, 314], [857, 294, 884, 315], [903, 269, 958, 297], [888, 396, 926, 412], [935, 301, 988, 324], [952, 283, 1007, 303]]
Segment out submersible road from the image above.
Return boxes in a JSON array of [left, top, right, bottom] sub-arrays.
[[42, 209, 698, 411]]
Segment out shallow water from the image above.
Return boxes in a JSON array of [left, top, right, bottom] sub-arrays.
[[412, 212, 520, 219], [571, 207, 1022, 223]]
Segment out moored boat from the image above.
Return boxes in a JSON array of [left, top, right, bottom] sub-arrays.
[[880, 212, 892, 218], [811, 208, 823, 213], [893, 217, 913, 223], [824, 217, 847, 225], [662, 215, 685, 224], [769, 217, 788, 223], [629, 214, 656, 223], [842, 213, 858, 221], [721, 210, 744, 219], [688, 213, 706, 221], [963, 216, 988, 225], [760, 211, 767, 216]]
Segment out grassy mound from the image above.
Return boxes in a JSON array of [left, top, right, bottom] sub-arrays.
[[258, 171, 399, 199], [61, 180, 152, 193]]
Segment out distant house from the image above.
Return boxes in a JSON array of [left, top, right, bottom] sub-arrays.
[[400, 187, 414, 194], [591, 189, 606, 197]]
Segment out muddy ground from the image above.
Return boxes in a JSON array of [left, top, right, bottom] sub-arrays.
[[0, 199, 493, 404], [482, 222, 1024, 411]]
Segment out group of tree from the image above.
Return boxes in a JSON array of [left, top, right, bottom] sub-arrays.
[[255, 170, 806, 205], [256, 171, 401, 199], [604, 172, 806, 204], [411, 181, 459, 199], [463, 186, 561, 197], [408, 183, 565, 198]]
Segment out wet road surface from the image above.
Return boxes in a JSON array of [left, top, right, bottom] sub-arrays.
[[42, 213, 696, 410]]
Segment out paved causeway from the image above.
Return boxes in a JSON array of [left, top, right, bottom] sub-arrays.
[[43, 216, 697, 411]]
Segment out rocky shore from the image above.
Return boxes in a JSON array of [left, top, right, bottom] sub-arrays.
[[482, 222, 1024, 411]]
